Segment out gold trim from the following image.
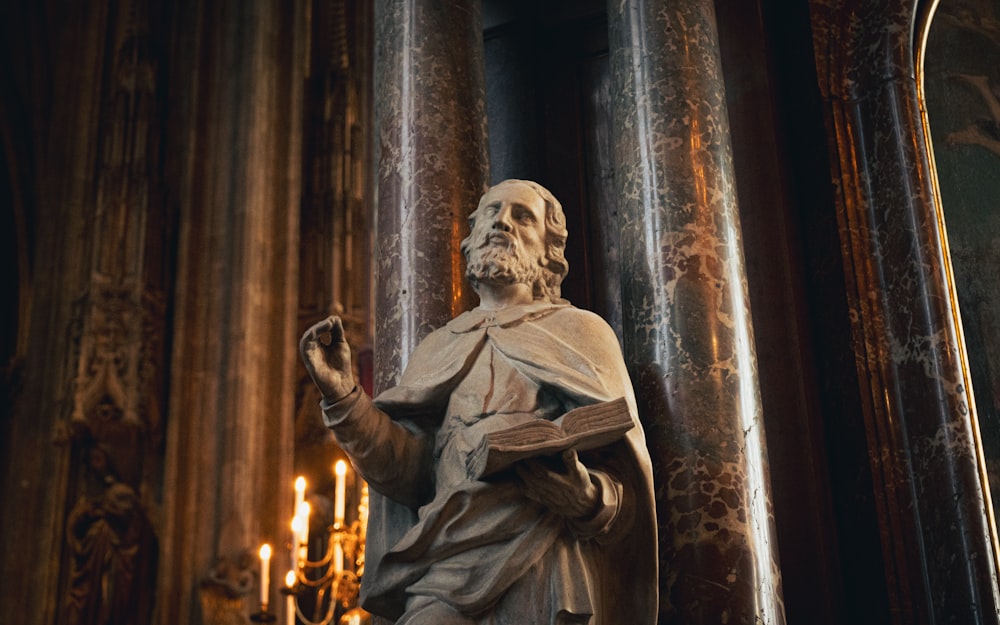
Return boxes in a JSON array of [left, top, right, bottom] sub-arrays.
[[914, 0, 1000, 586]]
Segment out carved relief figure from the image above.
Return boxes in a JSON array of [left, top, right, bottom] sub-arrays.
[[63, 434, 157, 625], [300, 180, 657, 624]]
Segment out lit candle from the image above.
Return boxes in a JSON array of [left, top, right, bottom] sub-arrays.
[[290, 516, 302, 544], [294, 476, 306, 516], [334, 460, 347, 527], [299, 501, 310, 542], [284, 570, 296, 625], [259, 543, 272, 610], [358, 483, 369, 543]]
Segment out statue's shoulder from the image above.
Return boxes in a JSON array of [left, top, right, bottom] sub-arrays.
[[428, 301, 617, 339], [412, 320, 464, 350], [536, 304, 615, 333], [404, 311, 483, 357], [545, 304, 605, 322]]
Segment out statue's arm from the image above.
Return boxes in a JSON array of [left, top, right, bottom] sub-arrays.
[[320, 388, 433, 508], [571, 467, 624, 538], [515, 308, 645, 539], [515, 449, 624, 539], [300, 316, 433, 508]]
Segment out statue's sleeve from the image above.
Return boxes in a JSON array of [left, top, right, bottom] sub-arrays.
[[568, 468, 624, 539], [530, 309, 649, 543], [320, 387, 434, 508]]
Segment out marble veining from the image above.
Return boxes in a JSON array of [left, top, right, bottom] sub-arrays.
[[609, 1, 785, 623], [373, 0, 489, 393], [811, 1, 1000, 621]]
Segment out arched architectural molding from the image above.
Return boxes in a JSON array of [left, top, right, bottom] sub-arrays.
[[809, 0, 1000, 622]]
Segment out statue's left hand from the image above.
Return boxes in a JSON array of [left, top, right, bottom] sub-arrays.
[[516, 449, 599, 519], [299, 316, 355, 401]]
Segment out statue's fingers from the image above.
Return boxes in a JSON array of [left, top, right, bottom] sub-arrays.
[[302, 317, 335, 345], [561, 449, 590, 478], [516, 457, 545, 479], [515, 462, 543, 495], [328, 316, 346, 344], [517, 459, 564, 496], [300, 339, 326, 369], [299, 329, 317, 357]]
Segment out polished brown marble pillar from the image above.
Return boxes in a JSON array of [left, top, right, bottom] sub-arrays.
[[373, 0, 489, 392], [810, 1, 1000, 623], [369, 3, 488, 624], [156, 2, 305, 623], [608, 1, 785, 623]]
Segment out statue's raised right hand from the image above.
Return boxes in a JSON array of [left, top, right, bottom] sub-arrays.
[[299, 316, 355, 401]]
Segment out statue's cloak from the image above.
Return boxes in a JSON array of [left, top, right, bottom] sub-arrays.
[[344, 302, 657, 624]]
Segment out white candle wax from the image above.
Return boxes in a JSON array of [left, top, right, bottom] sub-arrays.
[[296, 501, 311, 560], [294, 476, 306, 514], [285, 570, 296, 625], [291, 515, 304, 566], [334, 460, 347, 526], [300, 502, 310, 544], [259, 543, 272, 609], [358, 483, 369, 543]]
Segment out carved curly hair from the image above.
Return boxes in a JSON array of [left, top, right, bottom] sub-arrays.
[[460, 179, 569, 303]]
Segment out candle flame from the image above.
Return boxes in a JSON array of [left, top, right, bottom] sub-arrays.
[[335, 460, 348, 476], [259, 543, 272, 560], [285, 570, 296, 587], [295, 476, 306, 492]]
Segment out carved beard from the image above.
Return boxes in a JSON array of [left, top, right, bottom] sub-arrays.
[[466, 242, 544, 290]]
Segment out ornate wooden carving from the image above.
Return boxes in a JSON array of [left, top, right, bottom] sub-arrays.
[[296, 0, 374, 493], [198, 552, 255, 625], [57, 1, 169, 623]]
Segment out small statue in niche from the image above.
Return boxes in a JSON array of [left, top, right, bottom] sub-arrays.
[[300, 180, 657, 624]]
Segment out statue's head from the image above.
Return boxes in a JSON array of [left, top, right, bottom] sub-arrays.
[[461, 179, 569, 303]]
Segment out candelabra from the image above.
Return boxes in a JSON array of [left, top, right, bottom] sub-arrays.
[[291, 520, 367, 624], [285, 463, 370, 625]]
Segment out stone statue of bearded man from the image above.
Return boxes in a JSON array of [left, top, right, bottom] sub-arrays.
[[300, 179, 657, 625]]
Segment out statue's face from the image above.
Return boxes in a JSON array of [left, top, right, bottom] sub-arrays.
[[473, 182, 548, 266]]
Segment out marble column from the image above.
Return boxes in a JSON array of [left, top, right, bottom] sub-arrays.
[[809, 1, 1000, 623], [373, 0, 489, 393], [155, 2, 305, 623], [369, 3, 488, 624], [608, 1, 786, 623]]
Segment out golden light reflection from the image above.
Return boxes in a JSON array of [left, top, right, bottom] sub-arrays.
[[689, 116, 708, 212], [914, 0, 1000, 589], [452, 210, 466, 315]]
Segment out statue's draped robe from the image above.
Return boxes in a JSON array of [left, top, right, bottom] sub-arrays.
[[322, 302, 657, 624]]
